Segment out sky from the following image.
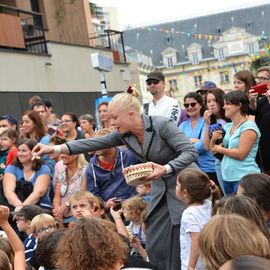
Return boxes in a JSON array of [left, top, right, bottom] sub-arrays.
[[92, 0, 269, 30]]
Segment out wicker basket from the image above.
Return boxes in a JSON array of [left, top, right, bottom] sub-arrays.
[[124, 163, 153, 186]]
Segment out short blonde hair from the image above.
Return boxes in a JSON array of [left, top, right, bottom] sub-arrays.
[[199, 214, 270, 270], [31, 214, 55, 234], [70, 191, 96, 207], [109, 88, 141, 114]]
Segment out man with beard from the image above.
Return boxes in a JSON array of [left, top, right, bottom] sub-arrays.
[[143, 71, 180, 123]]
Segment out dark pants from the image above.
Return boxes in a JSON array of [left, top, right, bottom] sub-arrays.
[[223, 180, 240, 194], [145, 196, 180, 270]]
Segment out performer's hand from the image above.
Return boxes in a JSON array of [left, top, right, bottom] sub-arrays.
[[32, 143, 54, 157], [143, 162, 166, 181]]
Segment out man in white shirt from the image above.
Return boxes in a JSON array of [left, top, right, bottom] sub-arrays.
[[143, 71, 180, 123]]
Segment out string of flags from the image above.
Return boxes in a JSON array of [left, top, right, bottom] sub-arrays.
[[185, 50, 269, 76], [138, 26, 269, 42]]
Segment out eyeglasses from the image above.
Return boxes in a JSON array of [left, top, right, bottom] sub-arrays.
[[35, 224, 56, 234], [15, 217, 26, 222], [184, 102, 198, 108], [61, 120, 73, 123], [146, 79, 160, 86], [256, 76, 270, 82]]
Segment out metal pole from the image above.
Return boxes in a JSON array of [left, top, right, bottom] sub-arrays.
[[99, 70, 108, 97]]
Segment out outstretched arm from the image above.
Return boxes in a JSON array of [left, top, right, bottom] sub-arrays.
[[0, 205, 25, 270]]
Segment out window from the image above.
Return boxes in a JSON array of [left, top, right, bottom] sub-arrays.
[[246, 22, 252, 30], [191, 53, 199, 65], [167, 57, 173, 68], [248, 43, 255, 55], [220, 71, 230, 84], [216, 27, 222, 34], [217, 48, 225, 61], [194, 75, 202, 88], [169, 79, 178, 90]]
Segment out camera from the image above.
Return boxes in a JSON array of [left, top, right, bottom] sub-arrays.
[[208, 123, 225, 160], [251, 83, 268, 95]]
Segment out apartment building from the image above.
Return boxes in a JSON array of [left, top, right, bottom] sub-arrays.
[[0, 0, 133, 118]]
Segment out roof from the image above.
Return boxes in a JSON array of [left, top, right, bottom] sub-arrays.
[[123, 3, 270, 66]]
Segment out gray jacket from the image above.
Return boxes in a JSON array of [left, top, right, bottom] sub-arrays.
[[66, 114, 198, 224]]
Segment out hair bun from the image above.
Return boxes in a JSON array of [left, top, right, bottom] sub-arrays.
[[126, 86, 140, 98]]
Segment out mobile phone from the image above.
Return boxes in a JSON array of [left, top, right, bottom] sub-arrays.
[[251, 83, 268, 95], [48, 127, 56, 136]]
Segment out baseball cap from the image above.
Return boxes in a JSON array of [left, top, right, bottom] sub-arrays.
[[0, 114, 18, 126], [12, 205, 44, 221], [146, 71, 165, 82], [196, 81, 217, 93], [41, 99, 53, 108]]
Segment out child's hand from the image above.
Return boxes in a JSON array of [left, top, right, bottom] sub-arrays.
[[110, 206, 122, 220], [0, 206, 9, 226], [130, 235, 142, 249]]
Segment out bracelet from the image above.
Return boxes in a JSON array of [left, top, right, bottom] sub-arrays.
[[115, 217, 122, 220], [53, 145, 61, 155]]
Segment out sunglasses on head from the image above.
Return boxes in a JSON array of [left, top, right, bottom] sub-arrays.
[[146, 79, 160, 86], [184, 102, 198, 108]]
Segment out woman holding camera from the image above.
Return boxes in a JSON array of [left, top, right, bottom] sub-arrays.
[[211, 91, 261, 194], [179, 92, 217, 181], [203, 88, 228, 194]]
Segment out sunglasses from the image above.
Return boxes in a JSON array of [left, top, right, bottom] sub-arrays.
[[35, 224, 56, 234], [184, 102, 198, 108], [146, 79, 160, 86]]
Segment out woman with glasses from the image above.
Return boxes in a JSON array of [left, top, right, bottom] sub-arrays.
[[3, 139, 52, 212], [211, 91, 261, 194], [179, 92, 217, 182], [60, 112, 84, 141]]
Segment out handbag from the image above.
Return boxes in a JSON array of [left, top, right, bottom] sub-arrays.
[[15, 178, 33, 202]]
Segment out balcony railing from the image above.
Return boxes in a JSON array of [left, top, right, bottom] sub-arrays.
[[89, 30, 127, 63], [0, 4, 47, 54]]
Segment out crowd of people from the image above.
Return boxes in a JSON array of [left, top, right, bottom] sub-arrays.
[[0, 67, 270, 270]]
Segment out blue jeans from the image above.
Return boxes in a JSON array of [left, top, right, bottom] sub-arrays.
[[223, 180, 240, 194]]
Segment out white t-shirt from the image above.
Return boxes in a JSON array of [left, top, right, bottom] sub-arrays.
[[148, 95, 180, 123], [180, 200, 212, 270]]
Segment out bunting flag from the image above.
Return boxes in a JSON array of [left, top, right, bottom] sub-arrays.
[[137, 26, 269, 42]]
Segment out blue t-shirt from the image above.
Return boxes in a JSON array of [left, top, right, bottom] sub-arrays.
[[179, 117, 215, 173], [221, 120, 261, 182], [5, 164, 52, 208]]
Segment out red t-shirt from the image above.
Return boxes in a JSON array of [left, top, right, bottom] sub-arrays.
[[98, 158, 115, 171], [6, 148, 18, 166]]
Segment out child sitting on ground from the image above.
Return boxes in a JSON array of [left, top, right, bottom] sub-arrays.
[[28, 213, 57, 270], [70, 191, 107, 223], [111, 196, 149, 260], [136, 183, 152, 204], [13, 205, 44, 262]]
